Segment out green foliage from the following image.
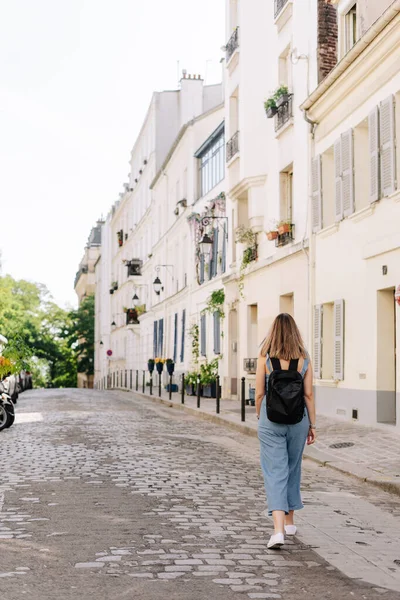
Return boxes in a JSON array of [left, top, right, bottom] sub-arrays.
[[200, 358, 219, 385], [274, 85, 289, 100], [235, 225, 257, 247], [205, 289, 225, 319], [189, 324, 200, 366], [185, 371, 199, 386], [264, 97, 276, 111], [68, 295, 95, 377]]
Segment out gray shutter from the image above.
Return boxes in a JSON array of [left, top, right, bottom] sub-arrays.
[[369, 105, 380, 203], [173, 313, 178, 363], [213, 311, 221, 354], [334, 299, 344, 381], [212, 228, 219, 277], [221, 230, 227, 273], [200, 314, 206, 356], [313, 305, 322, 379], [180, 309, 186, 362], [380, 95, 396, 197], [153, 321, 158, 358], [199, 254, 205, 284], [334, 138, 343, 221], [158, 319, 164, 356], [341, 129, 354, 217], [311, 155, 322, 232]]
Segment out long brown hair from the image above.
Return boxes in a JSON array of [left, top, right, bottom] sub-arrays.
[[260, 313, 307, 360]]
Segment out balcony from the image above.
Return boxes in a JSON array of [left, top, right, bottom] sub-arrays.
[[275, 94, 293, 132], [226, 131, 239, 163], [126, 309, 139, 326], [226, 27, 239, 63], [274, 0, 289, 18], [74, 265, 88, 288], [275, 224, 294, 247], [243, 358, 257, 374], [126, 258, 143, 277]]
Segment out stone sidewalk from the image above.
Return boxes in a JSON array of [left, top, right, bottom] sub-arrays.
[[118, 385, 400, 496]]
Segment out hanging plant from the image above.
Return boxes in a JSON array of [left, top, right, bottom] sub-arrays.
[[188, 324, 200, 366], [205, 289, 225, 319]]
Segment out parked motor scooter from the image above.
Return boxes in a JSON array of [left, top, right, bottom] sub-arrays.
[[0, 381, 15, 431]]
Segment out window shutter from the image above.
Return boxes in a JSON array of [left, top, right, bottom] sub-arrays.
[[213, 311, 221, 354], [380, 95, 396, 197], [173, 313, 178, 363], [153, 321, 158, 358], [369, 106, 380, 203], [313, 305, 322, 379], [200, 314, 206, 356], [221, 229, 227, 273], [334, 138, 343, 221], [199, 254, 205, 284], [334, 299, 344, 381], [180, 309, 186, 362], [158, 319, 164, 356], [341, 129, 354, 217], [311, 155, 322, 232], [212, 228, 219, 278]]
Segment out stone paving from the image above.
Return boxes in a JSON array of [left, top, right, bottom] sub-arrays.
[[0, 389, 400, 599]]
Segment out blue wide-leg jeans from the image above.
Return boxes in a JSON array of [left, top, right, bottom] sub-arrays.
[[258, 398, 309, 516]]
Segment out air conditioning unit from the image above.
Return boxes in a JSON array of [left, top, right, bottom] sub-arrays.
[[243, 358, 257, 374]]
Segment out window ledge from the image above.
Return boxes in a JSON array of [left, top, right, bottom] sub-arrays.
[[315, 379, 339, 388], [274, 0, 293, 32], [226, 152, 240, 168], [348, 203, 376, 223], [275, 117, 293, 138], [227, 49, 239, 74], [389, 189, 400, 203], [317, 223, 339, 238]]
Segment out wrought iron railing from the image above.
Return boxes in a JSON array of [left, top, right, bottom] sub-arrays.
[[74, 265, 88, 288], [275, 94, 293, 132], [226, 27, 239, 62], [274, 0, 289, 18], [275, 224, 294, 247], [243, 358, 257, 374], [126, 309, 139, 326], [226, 131, 239, 162]]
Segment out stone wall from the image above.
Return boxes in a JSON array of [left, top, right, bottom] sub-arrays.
[[317, 0, 338, 83]]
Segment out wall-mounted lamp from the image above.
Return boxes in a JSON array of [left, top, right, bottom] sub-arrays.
[[198, 216, 228, 258], [152, 265, 174, 296]]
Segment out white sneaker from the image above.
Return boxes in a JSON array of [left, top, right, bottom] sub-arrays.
[[267, 533, 284, 549], [284, 525, 297, 536]]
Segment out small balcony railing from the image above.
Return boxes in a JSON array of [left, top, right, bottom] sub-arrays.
[[274, 0, 289, 18], [275, 94, 293, 132], [126, 309, 139, 326], [74, 265, 88, 288], [275, 224, 294, 247], [226, 27, 239, 62], [243, 358, 257, 374], [226, 131, 239, 162], [126, 258, 143, 277]]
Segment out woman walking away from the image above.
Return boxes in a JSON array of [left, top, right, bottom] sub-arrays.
[[256, 313, 316, 549]]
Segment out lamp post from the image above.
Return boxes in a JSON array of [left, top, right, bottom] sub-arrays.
[[152, 265, 174, 296]]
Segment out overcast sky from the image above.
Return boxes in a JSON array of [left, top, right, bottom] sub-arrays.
[[0, 0, 225, 308]]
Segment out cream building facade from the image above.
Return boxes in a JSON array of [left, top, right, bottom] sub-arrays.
[[302, 0, 400, 427]]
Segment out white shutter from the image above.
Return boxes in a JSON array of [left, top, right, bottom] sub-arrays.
[[334, 138, 343, 221], [380, 95, 396, 197], [334, 299, 344, 381], [311, 155, 322, 232], [313, 305, 322, 379], [341, 129, 354, 217], [369, 106, 380, 203]]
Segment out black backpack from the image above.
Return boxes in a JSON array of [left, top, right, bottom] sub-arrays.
[[266, 358, 305, 424]]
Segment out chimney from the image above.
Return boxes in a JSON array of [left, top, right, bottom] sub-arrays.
[[179, 71, 204, 127]]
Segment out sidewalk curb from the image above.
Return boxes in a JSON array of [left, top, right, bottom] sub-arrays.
[[118, 388, 400, 498]]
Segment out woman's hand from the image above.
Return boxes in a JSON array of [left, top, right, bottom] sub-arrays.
[[307, 427, 316, 445]]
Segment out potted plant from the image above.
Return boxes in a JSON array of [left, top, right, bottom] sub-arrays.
[[112, 281, 118, 291], [277, 220, 291, 235], [147, 358, 155, 374], [109, 289, 114, 295], [185, 371, 199, 396], [264, 97, 277, 118], [266, 230, 279, 241], [166, 358, 175, 376], [200, 359, 219, 398], [274, 85, 290, 108], [155, 358, 165, 374]]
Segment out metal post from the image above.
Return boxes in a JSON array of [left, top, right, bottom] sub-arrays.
[[197, 374, 201, 409], [142, 370, 145, 393], [241, 376, 246, 422], [158, 372, 162, 397], [125, 370, 127, 388], [216, 375, 220, 414], [130, 370, 132, 389], [169, 375, 172, 400], [150, 375, 153, 395], [181, 373, 185, 404], [136, 370, 139, 391]]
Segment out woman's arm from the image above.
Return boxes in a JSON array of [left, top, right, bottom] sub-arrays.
[[255, 354, 266, 418], [304, 363, 316, 444]]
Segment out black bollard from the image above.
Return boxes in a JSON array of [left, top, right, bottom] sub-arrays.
[[125, 370, 127, 388], [130, 370, 132, 389], [181, 374, 185, 404], [136, 370, 139, 391], [142, 370, 145, 393], [150, 375, 153, 395], [241, 376, 246, 422], [197, 375, 201, 409], [158, 373, 162, 397], [216, 375, 220, 414], [169, 375, 172, 400]]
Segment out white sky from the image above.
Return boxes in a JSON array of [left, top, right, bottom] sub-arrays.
[[0, 0, 225, 308]]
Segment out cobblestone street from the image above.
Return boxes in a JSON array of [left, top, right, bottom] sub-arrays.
[[2, 390, 400, 600]]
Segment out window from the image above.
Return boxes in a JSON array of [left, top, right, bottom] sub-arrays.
[[200, 314, 206, 356], [344, 4, 357, 54], [313, 300, 344, 381], [180, 309, 186, 362], [198, 132, 225, 197], [280, 166, 293, 223], [173, 313, 178, 363]]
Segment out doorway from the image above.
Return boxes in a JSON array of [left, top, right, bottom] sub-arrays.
[[229, 309, 238, 397], [377, 288, 396, 425]]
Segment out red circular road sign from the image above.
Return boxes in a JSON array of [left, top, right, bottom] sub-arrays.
[[107, 349, 113, 357]]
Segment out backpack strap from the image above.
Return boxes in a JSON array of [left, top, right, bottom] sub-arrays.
[[289, 358, 299, 371], [270, 357, 281, 371]]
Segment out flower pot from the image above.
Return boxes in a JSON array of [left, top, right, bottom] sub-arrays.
[[165, 383, 178, 393], [185, 384, 196, 396], [266, 231, 278, 241], [156, 363, 164, 375], [275, 93, 290, 108], [202, 382, 217, 398], [109, 289, 114, 295], [265, 106, 277, 118], [278, 223, 291, 235], [166, 363, 175, 376], [148, 362, 155, 374]]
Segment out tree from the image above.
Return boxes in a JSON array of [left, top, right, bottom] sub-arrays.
[[68, 295, 95, 376]]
